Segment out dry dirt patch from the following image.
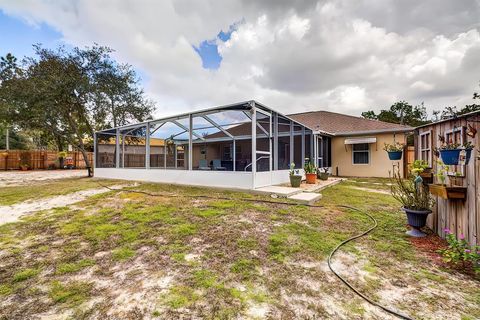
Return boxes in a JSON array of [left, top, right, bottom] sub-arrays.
[[0, 169, 88, 187], [0, 185, 128, 225]]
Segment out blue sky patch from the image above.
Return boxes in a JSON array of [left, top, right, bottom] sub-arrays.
[[0, 10, 64, 59], [194, 25, 236, 70]]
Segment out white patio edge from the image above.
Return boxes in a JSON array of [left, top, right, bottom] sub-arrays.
[[94, 168, 291, 189]]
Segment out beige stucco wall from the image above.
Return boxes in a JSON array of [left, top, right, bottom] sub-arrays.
[[331, 132, 407, 178]]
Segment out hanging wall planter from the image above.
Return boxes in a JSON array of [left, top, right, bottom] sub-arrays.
[[387, 151, 403, 160], [439, 149, 461, 165], [463, 148, 472, 165], [428, 184, 467, 200], [383, 142, 404, 161], [419, 171, 433, 184], [439, 148, 472, 165]]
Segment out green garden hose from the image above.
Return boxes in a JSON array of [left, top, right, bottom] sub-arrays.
[[328, 205, 414, 320]]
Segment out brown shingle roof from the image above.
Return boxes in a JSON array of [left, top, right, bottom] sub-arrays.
[[288, 111, 412, 135]]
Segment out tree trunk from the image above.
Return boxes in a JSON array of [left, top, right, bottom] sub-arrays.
[[5, 128, 9, 150], [78, 146, 92, 177]]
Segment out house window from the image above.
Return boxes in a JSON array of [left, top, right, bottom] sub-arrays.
[[445, 127, 463, 145], [352, 143, 369, 164], [419, 131, 431, 166]]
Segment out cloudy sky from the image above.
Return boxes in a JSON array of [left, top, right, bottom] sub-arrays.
[[1, 0, 479, 118]]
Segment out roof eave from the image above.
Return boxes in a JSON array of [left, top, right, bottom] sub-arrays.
[[415, 110, 480, 129], [332, 128, 413, 136]]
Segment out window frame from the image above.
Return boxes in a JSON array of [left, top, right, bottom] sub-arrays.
[[444, 127, 464, 145], [352, 143, 370, 165], [419, 130, 432, 167]]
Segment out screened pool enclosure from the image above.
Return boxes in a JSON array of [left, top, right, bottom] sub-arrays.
[[94, 101, 330, 189]]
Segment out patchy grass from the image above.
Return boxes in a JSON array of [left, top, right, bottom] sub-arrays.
[[230, 258, 258, 280], [112, 247, 135, 261], [0, 284, 13, 296], [161, 285, 200, 309], [0, 177, 120, 206], [0, 178, 479, 319], [49, 281, 93, 306], [13, 268, 41, 282], [56, 259, 95, 275]]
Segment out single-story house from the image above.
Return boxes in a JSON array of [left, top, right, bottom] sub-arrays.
[[289, 111, 412, 178], [415, 110, 480, 245], [94, 100, 412, 189]]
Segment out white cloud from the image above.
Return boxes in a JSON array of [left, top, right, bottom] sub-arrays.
[[0, 0, 479, 118]]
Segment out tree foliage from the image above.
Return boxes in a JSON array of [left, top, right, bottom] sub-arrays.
[[0, 45, 154, 166], [361, 101, 430, 127], [439, 88, 480, 118], [362, 84, 480, 125], [0, 125, 29, 150]]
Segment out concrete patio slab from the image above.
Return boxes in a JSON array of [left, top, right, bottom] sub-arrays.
[[288, 192, 323, 204], [253, 186, 302, 197], [296, 177, 344, 192]]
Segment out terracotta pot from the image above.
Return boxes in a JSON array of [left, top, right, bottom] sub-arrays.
[[305, 173, 316, 184]]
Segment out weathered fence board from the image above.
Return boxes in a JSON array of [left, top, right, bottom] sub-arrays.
[[0, 150, 93, 170]]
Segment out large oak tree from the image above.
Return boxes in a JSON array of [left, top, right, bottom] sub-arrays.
[[0, 45, 154, 168]]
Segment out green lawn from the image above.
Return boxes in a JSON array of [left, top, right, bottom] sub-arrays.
[[0, 178, 478, 319]]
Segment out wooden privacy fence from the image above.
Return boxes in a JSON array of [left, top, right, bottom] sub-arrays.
[[416, 113, 480, 246], [404, 146, 415, 177], [0, 150, 93, 170]]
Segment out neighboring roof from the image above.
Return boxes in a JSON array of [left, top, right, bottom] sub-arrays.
[[100, 136, 166, 146], [415, 110, 480, 129], [288, 110, 413, 136]]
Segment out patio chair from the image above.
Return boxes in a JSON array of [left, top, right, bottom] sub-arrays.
[[212, 159, 226, 170], [199, 159, 210, 170]]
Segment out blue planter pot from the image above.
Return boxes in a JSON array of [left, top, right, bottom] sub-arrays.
[[440, 149, 460, 165], [465, 149, 472, 165], [387, 151, 403, 160], [440, 149, 472, 165], [402, 207, 432, 237]]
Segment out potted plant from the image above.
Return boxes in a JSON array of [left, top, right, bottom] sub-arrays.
[[317, 167, 329, 181], [428, 160, 467, 200], [289, 162, 302, 188], [58, 151, 68, 169], [438, 141, 473, 165], [383, 142, 404, 160], [19, 152, 30, 171], [304, 158, 317, 184], [391, 167, 435, 237]]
